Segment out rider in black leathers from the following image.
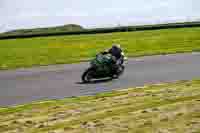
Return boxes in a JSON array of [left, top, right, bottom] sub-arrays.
[[101, 44, 123, 75]]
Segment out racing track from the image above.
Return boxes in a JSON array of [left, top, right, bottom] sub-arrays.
[[0, 53, 200, 106]]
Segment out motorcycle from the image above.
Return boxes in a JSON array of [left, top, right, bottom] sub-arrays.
[[81, 52, 127, 83]]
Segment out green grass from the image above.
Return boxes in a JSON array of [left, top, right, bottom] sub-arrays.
[[0, 80, 200, 133], [0, 27, 200, 69]]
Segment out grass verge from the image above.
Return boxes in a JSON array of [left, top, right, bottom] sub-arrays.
[[0, 27, 200, 70], [0, 79, 200, 133]]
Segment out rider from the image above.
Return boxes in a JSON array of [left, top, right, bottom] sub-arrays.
[[101, 44, 123, 74]]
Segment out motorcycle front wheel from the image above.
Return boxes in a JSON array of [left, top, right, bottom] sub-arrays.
[[82, 68, 95, 83]]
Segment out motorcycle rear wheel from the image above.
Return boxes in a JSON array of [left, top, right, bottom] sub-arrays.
[[112, 65, 125, 79]]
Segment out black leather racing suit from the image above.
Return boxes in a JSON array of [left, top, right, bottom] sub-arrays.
[[102, 47, 122, 74]]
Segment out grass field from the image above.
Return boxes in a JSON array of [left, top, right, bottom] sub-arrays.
[[0, 80, 200, 133], [0, 27, 200, 70]]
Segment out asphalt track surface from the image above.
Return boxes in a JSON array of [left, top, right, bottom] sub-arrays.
[[0, 53, 200, 107]]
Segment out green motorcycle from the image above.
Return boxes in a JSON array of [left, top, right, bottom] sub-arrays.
[[82, 53, 127, 83]]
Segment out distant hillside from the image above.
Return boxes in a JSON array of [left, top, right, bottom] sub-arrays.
[[2, 24, 84, 36], [1, 21, 200, 39]]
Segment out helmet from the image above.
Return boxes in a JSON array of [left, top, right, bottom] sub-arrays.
[[112, 44, 121, 49]]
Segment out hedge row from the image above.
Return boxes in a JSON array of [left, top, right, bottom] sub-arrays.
[[1, 22, 200, 40]]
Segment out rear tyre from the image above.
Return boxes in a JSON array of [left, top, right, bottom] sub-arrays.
[[112, 65, 125, 79], [118, 65, 125, 76], [82, 68, 95, 83]]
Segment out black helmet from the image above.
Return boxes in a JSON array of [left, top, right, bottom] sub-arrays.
[[112, 44, 121, 49]]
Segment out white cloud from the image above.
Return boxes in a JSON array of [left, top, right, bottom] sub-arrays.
[[0, 0, 200, 32]]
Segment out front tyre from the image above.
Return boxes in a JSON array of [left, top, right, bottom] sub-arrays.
[[82, 68, 95, 83]]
